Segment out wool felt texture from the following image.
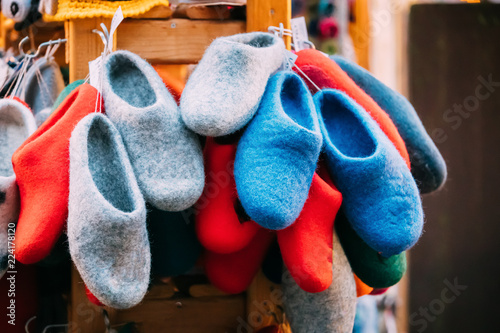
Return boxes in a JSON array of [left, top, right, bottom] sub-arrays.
[[370, 288, 389, 295], [68, 113, 150, 309], [332, 55, 447, 193], [195, 137, 260, 254], [315, 89, 423, 256], [102, 50, 204, 212], [354, 274, 374, 297], [282, 232, 357, 333], [12, 84, 102, 264], [336, 211, 407, 289], [148, 205, 202, 277], [52, 79, 85, 111], [0, 99, 37, 279], [204, 228, 275, 294], [277, 168, 342, 293], [234, 71, 323, 230], [18, 56, 65, 120], [294, 49, 411, 168], [180, 32, 285, 137]]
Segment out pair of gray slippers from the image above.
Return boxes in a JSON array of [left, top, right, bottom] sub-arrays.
[[0, 99, 37, 279], [68, 50, 204, 309]]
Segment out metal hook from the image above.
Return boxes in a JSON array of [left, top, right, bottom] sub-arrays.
[[18, 36, 67, 59], [25, 316, 36, 333]]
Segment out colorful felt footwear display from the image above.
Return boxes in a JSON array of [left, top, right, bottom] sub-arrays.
[[0, 98, 37, 279], [277, 168, 342, 293], [148, 205, 202, 277], [102, 50, 204, 212], [181, 32, 285, 137], [234, 71, 322, 230], [68, 113, 149, 309], [336, 211, 407, 289], [332, 55, 447, 193], [283, 232, 357, 333], [195, 137, 260, 254], [294, 48, 410, 168], [315, 89, 423, 256], [204, 228, 275, 294], [12, 84, 101, 264]]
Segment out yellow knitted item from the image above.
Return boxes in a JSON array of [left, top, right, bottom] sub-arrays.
[[45, 0, 169, 20]]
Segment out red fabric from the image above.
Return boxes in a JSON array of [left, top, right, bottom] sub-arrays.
[[195, 138, 260, 254], [294, 49, 410, 168], [370, 287, 389, 295], [85, 285, 104, 306], [12, 84, 103, 264], [204, 228, 275, 294], [277, 164, 342, 293], [153, 65, 185, 104]]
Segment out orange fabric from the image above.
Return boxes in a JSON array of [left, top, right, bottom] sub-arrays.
[[294, 49, 410, 168], [12, 84, 103, 264], [153, 65, 185, 105], [354, 273, 373, 297], [277, 165, 342, 293], [195, 138, 260, 254], [204, 229, 275, 294]]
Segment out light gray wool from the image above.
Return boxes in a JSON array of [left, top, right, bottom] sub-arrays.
[[17, 56, 65, 117], [68, 113, 150, 309], [102, 50, 205, 212], [180, 32, 286, 137], [0, 99, 37, 279], [283, 231, 357, 333]]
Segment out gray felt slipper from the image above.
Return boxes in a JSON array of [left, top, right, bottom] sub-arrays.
[[68, 113, 150, 309], [102, 50, 204, 212], [180, 32, 286, 137], [0, 98, 36, 279], [283, 231, 357, 332], [18, 56, 65, 124]]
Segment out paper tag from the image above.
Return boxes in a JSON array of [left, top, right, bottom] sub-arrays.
[[291, 17, 309, 51], [107, 7, 124, 54], [281, 50, 298, 71], [89, 56, 102, 90]]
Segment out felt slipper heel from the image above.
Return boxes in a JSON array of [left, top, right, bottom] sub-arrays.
[[196, 138, 260, 254], [277, 166, 342, 293], [181, 32, 285, 137], [336, 210, 407, 289], [12, 84, 102, 264], [0, 99, 36, 278], [68, 113, 149, 309], [332, 55, 447, 193], [102, 50, 204, 212], [294, 49, 411, 168], [235, 71, 322, 230], [315, 89, 423, 256], [283, 231, 357, 333]]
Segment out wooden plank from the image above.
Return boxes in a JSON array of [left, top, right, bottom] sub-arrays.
[[246, 0, 291, 49], [348, 0, 370, 69], [116, 19, 245, 64], [68, 18, 112, 82], [132, 5, 173, 19]]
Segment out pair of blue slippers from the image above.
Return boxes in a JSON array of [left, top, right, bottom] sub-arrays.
[[235, 63, 436, 256]]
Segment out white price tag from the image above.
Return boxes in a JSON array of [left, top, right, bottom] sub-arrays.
[[281, 50, 298, 71], [88, 56, 102, 91], [107, 7, 124, 54], [291, 17, 309, 51]]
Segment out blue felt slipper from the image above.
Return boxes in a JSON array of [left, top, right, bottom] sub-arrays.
[[332, 55, 447, 193], [315, 89, 423, 256], [234, 71, 322, 230]]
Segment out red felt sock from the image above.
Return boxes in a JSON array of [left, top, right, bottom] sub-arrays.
[[12, 84, 103, 264], [85, 285, 104, 306], [294, 49, 410, 168], [204, 228, 275, 294], [370, 287, 390, 295], [277, 164, 342, 293], [195, 137, 260, 254]]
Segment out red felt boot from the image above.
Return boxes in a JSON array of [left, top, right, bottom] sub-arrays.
[[195, 137, 260, 254], [204, 228, 275, 294], [294, 49, 410, 168], [12, 84, 103, 264], [277, 164, 342, 293]]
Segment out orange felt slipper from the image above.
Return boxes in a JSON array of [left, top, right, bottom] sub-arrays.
[[294, 49, 410, 168], [12, 84, 103, 264], [204, 228, 275, 294], [354, 274, 373, 297], [277, 165, 342, 293]]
